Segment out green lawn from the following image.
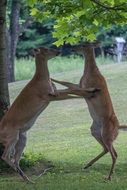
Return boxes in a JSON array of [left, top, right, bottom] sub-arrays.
[[1, 62, 127, 190], [15, 56, 115, 81]]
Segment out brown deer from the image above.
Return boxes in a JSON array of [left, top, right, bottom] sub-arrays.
[[0, 47, 99, 183], [51, 42, 127, 180]]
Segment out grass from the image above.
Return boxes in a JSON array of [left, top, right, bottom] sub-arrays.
[[15, 55, 115, 81], [1, 59, 127, 189]]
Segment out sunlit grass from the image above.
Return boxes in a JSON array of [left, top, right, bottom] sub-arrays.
[[1, 61, 127, 190], [15, 55, 117, 81]]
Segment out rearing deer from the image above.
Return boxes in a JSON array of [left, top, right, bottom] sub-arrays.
[[0, 47, 99, 183], [52, 42, 127, 180]]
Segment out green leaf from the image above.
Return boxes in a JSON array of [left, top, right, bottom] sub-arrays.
[[53, 39, 64, 46], [93, 19, 99, 26], [27, 0, 37, 7], [30, 8, 38, 16], [28, 0, 127, 44], [86, 33, 96, 41], [110, 0, 115, 6]]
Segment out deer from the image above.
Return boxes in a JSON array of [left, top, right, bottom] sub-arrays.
[[0, 47, 100, 183], [51, 42, 127, 180]]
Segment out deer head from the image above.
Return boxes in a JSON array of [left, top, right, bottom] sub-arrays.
[[71, 41, 101, 54], [34, 47, 60, 60]]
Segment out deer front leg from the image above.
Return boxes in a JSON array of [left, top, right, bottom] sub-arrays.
[[50, 87, 100, 101], [51, 78, 101, 98], [51, 78, 79, 89], [49, 89, 81, 101]]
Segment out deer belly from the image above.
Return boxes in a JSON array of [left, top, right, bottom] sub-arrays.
[[20, 103, 49, 132], [21, 117, 37, 132], [86, 101, 101, 122]]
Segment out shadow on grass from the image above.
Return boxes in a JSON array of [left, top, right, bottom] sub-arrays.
[[0, 151, 127, 179], [0, 152, 54, 176], [89, 162, 127, 177], [49, 160, 127, 180]]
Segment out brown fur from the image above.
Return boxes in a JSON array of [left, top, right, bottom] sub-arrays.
[[0, 47, 98, 183], [52, 42, 122, 180]]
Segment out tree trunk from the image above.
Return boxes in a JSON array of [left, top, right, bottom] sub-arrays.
[[0, 0, 10, 156], [6, 28, 11, 82], [7, 0, 21, 82]]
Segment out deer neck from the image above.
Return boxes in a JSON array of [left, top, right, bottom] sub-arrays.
[[34, 55, 49, 80], [83, 47, 97, 74]]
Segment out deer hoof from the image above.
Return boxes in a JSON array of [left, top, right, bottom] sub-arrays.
[[104, 176, 112, 182]]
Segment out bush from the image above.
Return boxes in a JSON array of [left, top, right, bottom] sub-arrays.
[[0, 152, 53, 174]]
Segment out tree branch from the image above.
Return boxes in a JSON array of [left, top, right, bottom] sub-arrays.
[[91, 0, 127, 11]]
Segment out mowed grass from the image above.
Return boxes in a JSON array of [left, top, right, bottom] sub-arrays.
[[1, 59, 127, 190], [15, 55, 115, 81]]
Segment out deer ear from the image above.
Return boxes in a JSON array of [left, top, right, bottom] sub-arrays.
[[34, 48, 40, 54]]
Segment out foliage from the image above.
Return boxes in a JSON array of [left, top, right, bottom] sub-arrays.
[[0, 152, 52, 173], [6, 0, 126, 57], [5, 1, 127, 59], [97, 25, 127, 46], [6, 1, 53, 58], [17, 21, 55, 57], [27, 0, 127, 46]]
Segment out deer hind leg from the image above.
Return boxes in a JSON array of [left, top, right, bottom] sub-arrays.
[[2, 131, 33, 183], [101, 122, 118, 180], [2, 130, 19, 161], [13, 132, 27, 168], [2, 130, 19, 170], [12, 132, 34, 183], [102, 138, 117, 181], [84, 141, 108, 169], [14, 132, 52, 181], [84, 124, 108, 169]]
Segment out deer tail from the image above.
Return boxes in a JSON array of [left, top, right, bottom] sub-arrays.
[[119, 125, 127, 131]]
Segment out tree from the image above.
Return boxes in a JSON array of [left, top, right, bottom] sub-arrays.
[[28, 0, 127, 46], [6, 0, 33, 82], [0, 0, 10, 119], [6, 0, 21, 82], [0, 0, 10, 159]]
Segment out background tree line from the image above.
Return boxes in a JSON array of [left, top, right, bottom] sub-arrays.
[[6, 0, 127, 83]]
